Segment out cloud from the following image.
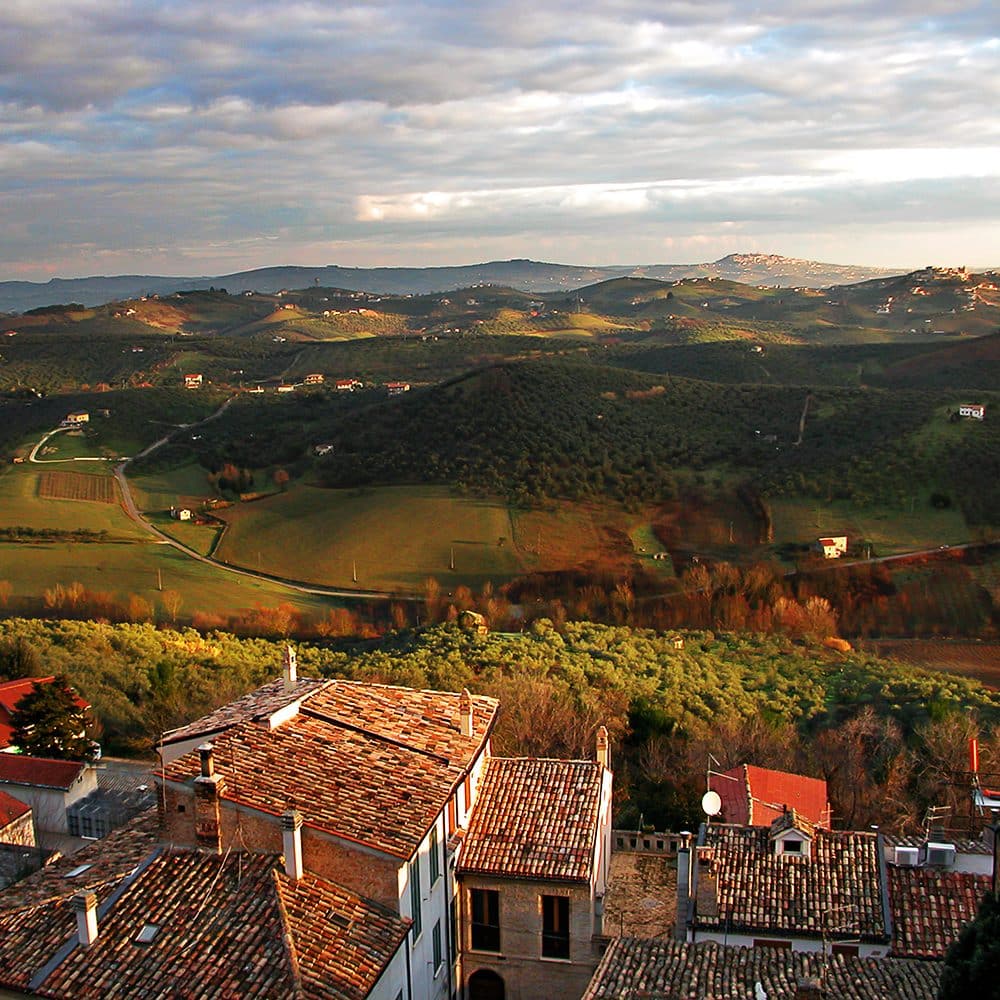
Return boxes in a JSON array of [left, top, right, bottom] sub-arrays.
[[0, 0, 997, 278]]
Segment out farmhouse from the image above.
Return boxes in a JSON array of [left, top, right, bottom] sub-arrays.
[[276, 383, 295, 393], [169, 507, 192, 521], [62, 412, 89, 426], [303, 372, 324, 385], [386, 381, 411, 395], [335, 377, 363, 391], [816, 535, 848, 559], [183, 373, 202, 389], [959, 403, 986, 420]]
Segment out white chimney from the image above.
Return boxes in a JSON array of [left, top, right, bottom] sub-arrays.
[[283, 644, 297, 693], [596, 726, 610, 769], [72, 891, 98, 947], [459, 688, 473, 737], [281, 809, 304, 880]]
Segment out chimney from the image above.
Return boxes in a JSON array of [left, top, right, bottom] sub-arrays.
[[970, 737, 980, 775], [795, 977, 824, 1000], [198, 742, 215, 778], [596, 726, 610, 769], [281, 809, 304, 880], [194, 743, 225, 853], [71, 891, 98, 948], [675, 831, 692, 941], [283, 644, 297, 693], [459, 688, 473, 737]]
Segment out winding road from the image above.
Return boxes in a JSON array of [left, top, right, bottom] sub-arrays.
[[29, 400, 410, 602]]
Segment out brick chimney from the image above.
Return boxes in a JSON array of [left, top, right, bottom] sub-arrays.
[[596, 726, 610, 769], [283, 644, 297, 694], [71, 891, 98, 948], [194, 743, 225, 853], [459, 688, 473, 737], [281, 809, 304, 881]]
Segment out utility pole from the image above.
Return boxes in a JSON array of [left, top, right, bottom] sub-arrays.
[[156, 568, 162, 592], [352, 560, 357, 584]]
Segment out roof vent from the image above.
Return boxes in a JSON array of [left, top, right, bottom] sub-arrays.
[[894, 846, 919, 867], [924, 842, 957, 867], [135, 923, 160, 944]]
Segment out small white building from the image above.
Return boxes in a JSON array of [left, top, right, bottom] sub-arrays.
[[170, 507, 193, 521], [184, 374, 203, 390], [817, 535, 848, 559], [959, 403, 985, 420], [63, 412, 89, 426]]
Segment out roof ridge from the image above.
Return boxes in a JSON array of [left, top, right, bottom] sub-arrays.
[[298, 705, 456, 765], [270, 868, 306, 998]]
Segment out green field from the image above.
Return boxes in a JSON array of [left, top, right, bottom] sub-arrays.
[[0, 464, 145, 538], [213, 484, 528, 590], [769, 495, 972, 555]]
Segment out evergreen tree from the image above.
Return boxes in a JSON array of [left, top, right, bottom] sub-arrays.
[[9, 675, 95, 761], [938, 892, 1000, 1000]]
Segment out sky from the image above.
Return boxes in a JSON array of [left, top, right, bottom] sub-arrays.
[[1, 1, 998, 281]]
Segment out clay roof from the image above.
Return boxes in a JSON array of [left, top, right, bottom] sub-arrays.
[[0, 755, 86, 792], [0, 788, 30, 828], [31, 853, 407, 1000], [695, 823, 888, 942], [710, 764, 830, 828], [0, 677, 89, 750], [458, 757, 606, 883], [162, 680, 498, 859], [583, 938, 941, 1000], [160, 676, 328, 747], [888, 865, 989, 959], [886, 833, 992, 856], [0, 808, 407, 1000]]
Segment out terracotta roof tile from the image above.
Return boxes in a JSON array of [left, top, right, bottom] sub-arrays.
[[0, 788, 30, 828], [8, 846, 408, 1000], [459, 757, 605, 882], [162, 681, 498, 858], [0, 810, 159, 991], [711, 764, 830, 828], [888, 865, 989, 958], [160, 676, 328, 747], [0, 755, 86, 792], [583, 938, 941, 999], [696, 823, 887, 942]]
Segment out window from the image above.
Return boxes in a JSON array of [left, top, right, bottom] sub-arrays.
[[542, 895, 570, 959], [832, 944, 859, 958], [432, 919, 443, 973], [470, 888, 500, 952], [430, 826, 441, 884], [409, 858, 422, 940], [449, 898, 457, 963], [782, 839, 802, 854]]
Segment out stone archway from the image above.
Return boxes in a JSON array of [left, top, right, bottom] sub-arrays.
[[468, 968, 506, 1000]]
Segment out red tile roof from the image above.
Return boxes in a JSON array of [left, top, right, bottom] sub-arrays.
[[888, 865, 989, 959], [160, 676, 328, 747], [710, 764, 830, 828], [459, 757, 607, 883], [0, 789, 30, 828], [162, 680, 498, 858], [31, 852, 408, 1000], [0, 755, 86, 791], [0, 677, 89, 751], [584, 938, 941, 1000], [0, 812, 408, 1000], [696, 823, 888, 942]]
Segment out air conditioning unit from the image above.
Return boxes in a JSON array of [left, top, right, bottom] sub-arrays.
[[924, 842, 957, 867], [894, 846, 919, 867]]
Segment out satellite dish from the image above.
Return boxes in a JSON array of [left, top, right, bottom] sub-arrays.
[[702, 790, 722, 817]]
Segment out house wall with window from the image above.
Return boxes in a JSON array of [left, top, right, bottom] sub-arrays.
[[459, 875, 601, 1000]]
